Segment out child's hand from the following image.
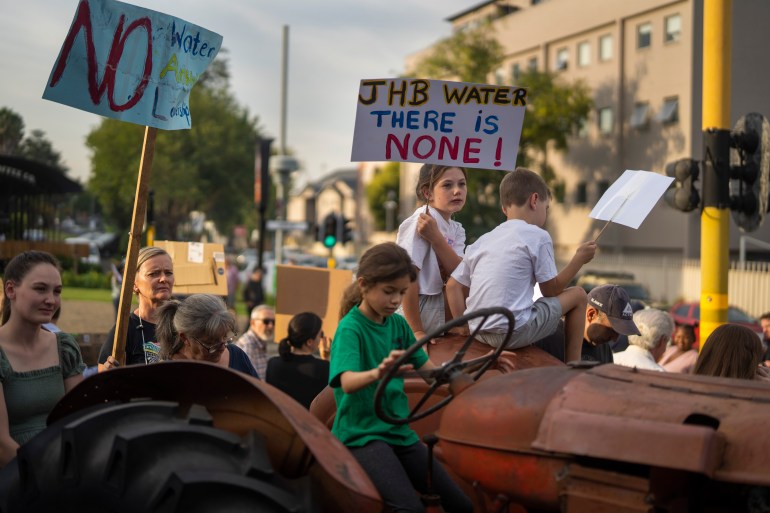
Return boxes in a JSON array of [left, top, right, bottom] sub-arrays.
[[756, 364, 770, 382], [417, 212, 442, 245], [574, 241, 598, 265], [376, 350, 413, 378]]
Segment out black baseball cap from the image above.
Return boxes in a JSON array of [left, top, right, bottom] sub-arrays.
[[587, 284, 641, 336]]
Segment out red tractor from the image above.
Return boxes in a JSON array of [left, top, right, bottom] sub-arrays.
[[2, 307, 769, 512]]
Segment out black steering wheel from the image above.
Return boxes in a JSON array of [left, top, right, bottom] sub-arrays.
[[374, 306, 514, 425]]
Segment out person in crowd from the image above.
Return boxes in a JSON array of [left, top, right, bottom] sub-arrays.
[[658, 324, 698, 373], [242, 267, 265, 319], [225, 256, 239, 309], [760, 312, 770, 366], [266, 312, 329, 409], [613, 309, 673, 371], [155, 294, 258, 377], [535, 284, 641, 364], [331, 242, 473, 513], [694, 323, 770, 381], [397, 164, 467, 339], [447, 168, 597, 363], [0, 251, 85, 467], [98, 247, 174, 371], [235, 305, 274, 379]]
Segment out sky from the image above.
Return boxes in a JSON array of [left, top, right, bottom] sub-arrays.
[[0, 0, 472, 186]]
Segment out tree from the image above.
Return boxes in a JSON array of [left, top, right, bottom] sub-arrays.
[[19, 129, 67, 171], [366, 162, 400, 231], [407, 26, 592, 240], [86, 55, 267, 241], [0, 107, 25, 155], [516, 70, 592, 195]]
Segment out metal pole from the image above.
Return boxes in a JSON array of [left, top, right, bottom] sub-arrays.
[[275, 25, 290, 265], [700, 0, 731, 348]]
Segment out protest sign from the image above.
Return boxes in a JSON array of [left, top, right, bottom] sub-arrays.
[[43, 0, 221, 365], [590, 170, 675, 240], [43, 0, 222, 130], [351, 78, 527, 171]]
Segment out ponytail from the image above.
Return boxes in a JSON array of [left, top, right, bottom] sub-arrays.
[[278, 337, 292, 358], [339, 283, 362, 320], [280, 312, 323, 360]]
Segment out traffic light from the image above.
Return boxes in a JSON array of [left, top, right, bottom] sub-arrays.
[[665, 158, 700, 212], [339, 216, 353, 244], [322, 213, 338, 248], [729, 112, 770, 232]]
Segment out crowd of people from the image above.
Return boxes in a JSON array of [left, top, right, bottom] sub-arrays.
[[1, 166, 769, 509]]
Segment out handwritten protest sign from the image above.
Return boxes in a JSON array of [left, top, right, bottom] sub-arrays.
[[351, 78, 527, 171], [590, 170, 675, 239], [43, 0, 222, 130]]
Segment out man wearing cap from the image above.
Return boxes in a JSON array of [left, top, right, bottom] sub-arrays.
[[581, 284, 641, 363]]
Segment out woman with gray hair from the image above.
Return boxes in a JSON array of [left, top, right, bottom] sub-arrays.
[[613, 309, 674, 371], [155, 294, 258, 377]]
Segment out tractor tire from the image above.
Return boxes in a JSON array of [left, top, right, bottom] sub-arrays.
[[0, 400, 315, 513]]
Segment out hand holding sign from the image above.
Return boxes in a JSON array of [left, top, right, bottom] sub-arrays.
[[590, 170, 675, 241]]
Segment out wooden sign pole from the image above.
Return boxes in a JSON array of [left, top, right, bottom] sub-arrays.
[[112, 126, 157, 365]]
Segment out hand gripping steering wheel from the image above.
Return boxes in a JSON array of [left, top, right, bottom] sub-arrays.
[[374, 307, 514, 425]]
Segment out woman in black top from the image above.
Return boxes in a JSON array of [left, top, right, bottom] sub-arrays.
[[266, 312, 329, 408], [98, 247, 174, 370]]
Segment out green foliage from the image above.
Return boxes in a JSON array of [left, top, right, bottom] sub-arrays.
[[516, 70, 592, 189], [0, 107, 24, 155], [408, 24, 504, 83], [19, 129, 66, 171], [85, 56, 267, 240], [61, 269, 110, 289], [366, 162, 400, 230]]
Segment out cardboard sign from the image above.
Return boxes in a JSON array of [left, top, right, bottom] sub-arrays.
[[43, 0, 222, 129], [155, 240, 226, 295], [351, 78, 527, 171], [274, 265, 354, 343], [590, 170, 675, 229]]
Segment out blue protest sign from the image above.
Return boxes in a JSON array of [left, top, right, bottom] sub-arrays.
[[43, 0, 222, 130]]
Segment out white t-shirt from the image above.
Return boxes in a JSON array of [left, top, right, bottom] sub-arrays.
[[452, 219, 557, 333], [613, 345, 665, 371], [396, 205, 465, 296]]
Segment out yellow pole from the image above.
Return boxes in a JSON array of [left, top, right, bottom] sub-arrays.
[[700, 0, 731, 348]]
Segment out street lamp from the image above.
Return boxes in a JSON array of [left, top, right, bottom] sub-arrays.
[[270, 155, 299, 265], [384, 190, 398, 232]]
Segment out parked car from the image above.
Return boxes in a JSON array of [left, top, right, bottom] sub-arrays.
[[669, 301, 763, 344]]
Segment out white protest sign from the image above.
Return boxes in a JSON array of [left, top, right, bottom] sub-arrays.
[[590, 170, 675, 229], [351, 78, 527, 171]]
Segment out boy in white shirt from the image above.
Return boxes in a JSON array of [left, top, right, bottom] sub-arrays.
[[448, 167, 597, 363]]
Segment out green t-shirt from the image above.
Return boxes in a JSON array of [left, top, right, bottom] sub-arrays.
[[330, 306, 429, 447]]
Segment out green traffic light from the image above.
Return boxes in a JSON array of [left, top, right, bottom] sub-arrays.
[[323, 234, 337, 248]]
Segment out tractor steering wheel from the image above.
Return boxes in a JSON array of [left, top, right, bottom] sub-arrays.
[[374, 307, 514, 425]]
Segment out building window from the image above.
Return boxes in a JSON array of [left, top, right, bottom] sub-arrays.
[[528, 57, 538, 71], [637, 22, 652, 49], [555, 47, 569, 70], [657, 96, 679, 124], [576, 117, 589, 138], [630, 102, 650, 129], [597, 180, 611, 198], [577, 41, 591, 67], [495, 67, 506, 84], [598, 107, 614, 134], [599, 34, 613, 61], [575, 182, 588, 204], [511, 63, 521, 82], [665, 14, 681, 43]]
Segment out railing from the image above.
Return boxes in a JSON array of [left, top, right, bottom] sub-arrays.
[[573, 254, 770, 318]]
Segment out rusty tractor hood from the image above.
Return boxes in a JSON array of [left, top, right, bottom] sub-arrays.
[[439, 363, 770, 486], [50, 361, 381, 513]]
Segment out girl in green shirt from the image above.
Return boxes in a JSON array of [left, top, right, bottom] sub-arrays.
[[330, 242, 472, 513]]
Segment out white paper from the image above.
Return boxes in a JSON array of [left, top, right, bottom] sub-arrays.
[[589, 170, 674, 229], [187, 242, 204, 264]]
